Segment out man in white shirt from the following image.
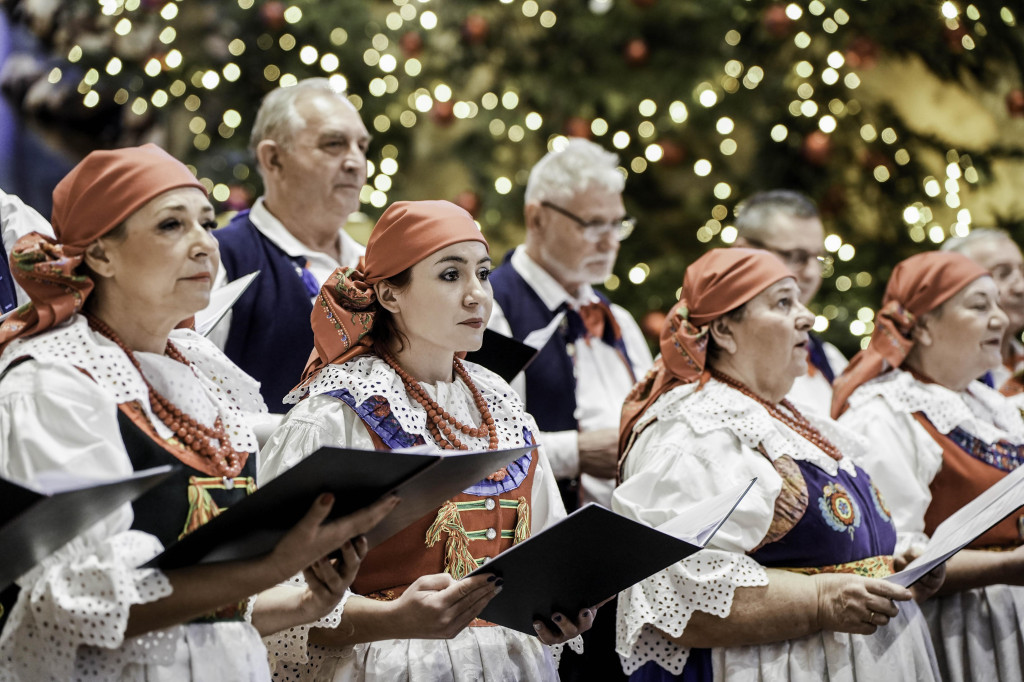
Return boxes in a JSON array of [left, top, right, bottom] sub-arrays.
[[943, 228, 1024, 393], [1, 189, 55, 312], [733, 189, 847, 408], [211, 78, 369, 411], [488, 139, 653, 516]]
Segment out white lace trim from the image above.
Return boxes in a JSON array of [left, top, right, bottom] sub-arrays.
[[263, 578, 351, 674], [0, 315, 264, 453], [616, 549, 769, 675], [289, 355, 535, 450], [848, 369, 1024, 444], [0, 530, 176, 680], [638, 379, 859, 476]]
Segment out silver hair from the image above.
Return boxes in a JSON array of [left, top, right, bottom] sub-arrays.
[[249, 77, 350, 157], [734, 189, 819, 240], [524, 138, 625, 205], [942, 227, 1016, 254]]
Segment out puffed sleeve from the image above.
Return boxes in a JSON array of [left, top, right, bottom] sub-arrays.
[[255, 394, 374, 676], [837, 394, 941, 552], [0, 360, 174, 679], [611, 415, 774, 676]]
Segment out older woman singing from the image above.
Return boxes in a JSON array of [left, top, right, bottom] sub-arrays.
[[0, 145, 396, 680], [613, 248, 941, 681], [834, 251, 1024, 682]]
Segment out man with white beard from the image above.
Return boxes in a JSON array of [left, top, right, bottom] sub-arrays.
[[488, 137, 651, 681]]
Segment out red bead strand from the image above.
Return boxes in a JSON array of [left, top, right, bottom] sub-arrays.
[[86, 313, 245, 477], [709, 368, 844, 461]]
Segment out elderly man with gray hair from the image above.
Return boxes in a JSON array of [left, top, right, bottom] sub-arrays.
[[488, 136, 651, 681], [210, 78, 370, 411], [733, 189, 847, 409], [943, 227, 1024, 395]]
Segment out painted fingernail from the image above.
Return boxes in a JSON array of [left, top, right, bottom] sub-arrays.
[[581, 609, 592, 619], [495, 578, 504, 587], [553, 614, 563, 622], [486, 575, 497, 583], [321, 493, 334, 506]]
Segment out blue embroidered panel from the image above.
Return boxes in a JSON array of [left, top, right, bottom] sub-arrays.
[[947, 426, 1024, 473]]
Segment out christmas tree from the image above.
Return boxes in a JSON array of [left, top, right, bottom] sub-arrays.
[[3, 0, 1023, 354]]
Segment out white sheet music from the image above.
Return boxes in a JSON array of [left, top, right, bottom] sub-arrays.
[[522, 311, 566, 350], [888, 463, 1024, 586], [655, 479, 757, 546], [195, 271, 259, 336]]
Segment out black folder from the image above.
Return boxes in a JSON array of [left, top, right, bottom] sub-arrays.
[[151, 443, 535, 570], [0, 465, 176, 590], [469, 479, 755, 635], [464, 329, 539, 383]]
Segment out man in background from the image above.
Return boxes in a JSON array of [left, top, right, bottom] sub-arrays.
[[212, 78, 369, 411]]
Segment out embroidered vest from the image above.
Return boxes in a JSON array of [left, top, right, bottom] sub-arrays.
[[913, 413, 1024, 548], [0, 246, 16, 314], [215, 211, 316, 410], [748, 454, 897, 577], [324, 387, 537, 605]]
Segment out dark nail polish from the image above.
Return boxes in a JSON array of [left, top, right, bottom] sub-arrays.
[[486, 575, 497, 583], [553, 613, 563, 622], [495, 578, 504, 587]]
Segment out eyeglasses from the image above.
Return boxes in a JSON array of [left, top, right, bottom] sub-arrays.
[[541, 201, 636, 242], [744, 238, 834, 271]]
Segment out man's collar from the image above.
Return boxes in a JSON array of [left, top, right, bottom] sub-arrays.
[[248, 197, 362, 265], [509, 245, 598, 311]]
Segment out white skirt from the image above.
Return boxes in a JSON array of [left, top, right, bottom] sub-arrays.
[[922, 584, 1024, 682]]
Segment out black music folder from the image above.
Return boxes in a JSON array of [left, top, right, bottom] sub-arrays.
[[469, 479, 756, 635], [465, 329, 539, 383], [0, 465, 176, 589], [151, 443, 535, 569]]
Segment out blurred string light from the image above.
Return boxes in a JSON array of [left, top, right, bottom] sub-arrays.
[[52, 0, 1012, 348]]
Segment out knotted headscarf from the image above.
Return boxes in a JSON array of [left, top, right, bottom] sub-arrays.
[[830, 251, 989, 418], [618, 248, 793, 459], [299, 200, 488, 386], [0, 144, 206, 353]]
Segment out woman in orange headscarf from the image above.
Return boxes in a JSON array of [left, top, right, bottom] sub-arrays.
[[258, 200, 594, 681], [833, 250, 1024, 682], [613, 248, 941, 681], [0, 145, 396, 680]]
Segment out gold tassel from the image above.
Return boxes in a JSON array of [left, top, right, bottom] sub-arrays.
[[514, 496, 531, 544], [181, 477, 222, 539], [426, 501, 476, 579]]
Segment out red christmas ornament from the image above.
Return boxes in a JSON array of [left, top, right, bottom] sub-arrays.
[[224, 185, 254, 212], [454, 190, 481, 218], [762, 5, 792, 39], [432, 100, 454, 126], [624, 38, 649, 67], [658, 140, 685, 166], [564, 116, 591, 139], [1006, 89, 1024, 117], [462, 14, 489, 45], [844, 36, 879, 69], [801, 131, 832, 166], [400, 31, 423, 58], [259, 1, 286, 31]]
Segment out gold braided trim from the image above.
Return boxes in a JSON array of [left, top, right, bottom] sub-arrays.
[[778, 554, 895, 579], [181, 475, 256, 539], [426, 496, 532, 579]]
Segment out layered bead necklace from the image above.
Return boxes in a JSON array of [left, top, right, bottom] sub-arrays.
[[709, 368, 844, 461], [86, 313, 245, 477], [380, 350, 500, 453]]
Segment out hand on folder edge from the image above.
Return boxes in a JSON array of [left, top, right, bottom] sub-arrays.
[[250, 493, 400, 635], [893, 546, 945, 603], [531, 595, 609, 644]]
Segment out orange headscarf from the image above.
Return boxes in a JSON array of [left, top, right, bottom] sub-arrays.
[[830, 251, 989, 418], [618, 248, 793, 460], [0, 144, 206, 354], [298, 200, 488, 386]]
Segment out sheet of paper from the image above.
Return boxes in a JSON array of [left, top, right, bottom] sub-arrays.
[[522, 311, 566, 350], [654, 479, 757, 546], [194, 271, 259, 336], [887, 463, 1024, 587]]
